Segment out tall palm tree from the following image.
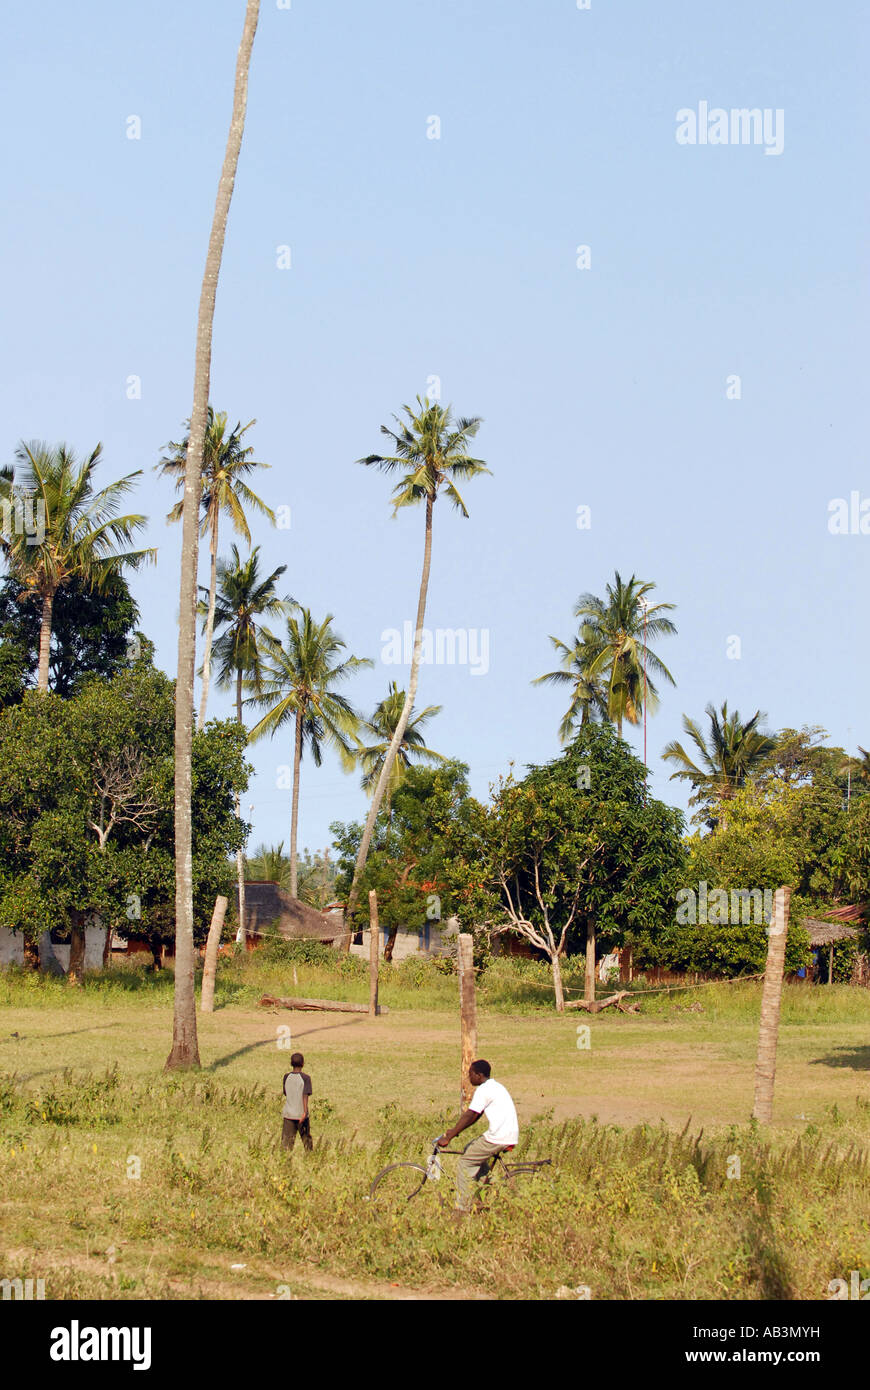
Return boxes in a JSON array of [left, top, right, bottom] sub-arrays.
[[167, 0, 261, 1073], [247, 608, 372, 897], [0, 442, 154, 692], [662, 701, 777, 810], [574, 572, 677, 737], [532, 630, 609, 742], [357, 681, 446, 810], [207, 543, 288, 943], [159, 406, 274, 725], [343, 397, 489, 930]]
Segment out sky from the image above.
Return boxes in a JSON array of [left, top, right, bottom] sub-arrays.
[[1, 0, 868, 856]]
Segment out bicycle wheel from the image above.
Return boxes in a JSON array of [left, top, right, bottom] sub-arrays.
[[368, 1163, 431, 1212]]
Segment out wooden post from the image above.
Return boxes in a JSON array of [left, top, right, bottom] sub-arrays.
[[584, 917, 596, 1003], [200, 895, 228, 1014], [458, 933, 477, 1110], [828, 942, 834, 986], [368, 889, 379, 1016], [752, 886, 791, 1123]]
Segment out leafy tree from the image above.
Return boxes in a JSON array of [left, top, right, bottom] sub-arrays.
[[247, 608, 371, 896], [574, 571, 676, 736], [343, 397, 489, 929], [480, 724, 686, 1009], [332, 761, 491, 961], [0, 571, 141, 705], [0, 441, 154, 692], [0, 667, 249, 977]]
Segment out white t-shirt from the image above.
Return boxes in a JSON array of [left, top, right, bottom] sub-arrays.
[[470, 1078, 519, 1146]]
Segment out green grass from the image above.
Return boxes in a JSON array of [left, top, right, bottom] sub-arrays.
[[1, 950, 869, 1300]]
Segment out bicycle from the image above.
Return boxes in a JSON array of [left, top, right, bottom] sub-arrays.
[[367, 1135, 551, 1213]]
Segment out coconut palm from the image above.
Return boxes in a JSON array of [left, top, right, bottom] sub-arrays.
[[247, 841, 291, 889], [0, 442, 154, 693], [532, 630, 609, 742], [247, 608, 372, 897], [206, 543, 288, 943], [343, 397, 489, 929], [207, 545, 289, 721], [167, 0, 261, 1072], [357, 681, 446, 808], [159, 406, 274, 725], [574, 572, 677, 737], [662, 701, 777, 811]]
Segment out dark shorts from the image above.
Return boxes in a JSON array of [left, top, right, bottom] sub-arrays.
[[282, 1116, 312, 1151]]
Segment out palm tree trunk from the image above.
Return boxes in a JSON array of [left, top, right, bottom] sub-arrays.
[[234, 669, 246, 945], [752, 886, 791, 1122], [166, 0, 260, 1072], [289, 707, 303, 898], [198, 509, 220, 726], [343, 494, 434, 940], [37, 593, 53, 693]]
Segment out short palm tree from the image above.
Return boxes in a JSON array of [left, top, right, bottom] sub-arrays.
[[662, 701, 777, 810], [533, 630, 609, 742], [207, 544, 289, 722], [247, 841, 291, 889], [574, 572, 677, 737], [357, 681, 446, 807], [344, 397, 489, 926], [159, 406, 274, 724], [246, 608, 372, 897], [0, 441, 154, 692]]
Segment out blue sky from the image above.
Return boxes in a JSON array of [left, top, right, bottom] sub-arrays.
[[2, 0, 868, 855]]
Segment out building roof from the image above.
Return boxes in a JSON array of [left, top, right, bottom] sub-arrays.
[[240, 882, 345, 942], [802, 918, 859, 947]]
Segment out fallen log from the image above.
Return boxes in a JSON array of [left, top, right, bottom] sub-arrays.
[[259, 993, 388, 1015], [565, 990, 640, 1015]]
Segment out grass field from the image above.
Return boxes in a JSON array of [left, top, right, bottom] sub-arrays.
[[1, 950, 869, 1301]]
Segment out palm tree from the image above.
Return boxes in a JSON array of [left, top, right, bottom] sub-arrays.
[[247, 608, 372, 897], [0, 442, 154, 693], [167, 0, 261, 1072], [662, 701, 777, 811], [574, 572, 677, 737], [207, 543, 288, 943], [208, 545, 289, 721], [357, 682, 446, 812], [247, 841, 291, 889], [343, 397, 489, 930], [159, 406, 274, 725], [532, 630, 609, 742]]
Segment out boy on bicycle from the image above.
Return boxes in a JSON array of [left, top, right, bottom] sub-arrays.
[[437, 1059, 519, 1212]]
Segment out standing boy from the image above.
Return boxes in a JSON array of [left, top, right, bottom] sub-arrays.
[[281, 1051, 313, 1151]]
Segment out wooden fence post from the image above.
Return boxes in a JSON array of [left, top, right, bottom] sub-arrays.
[[458, 933, 477, 1110], [200, 895, 228, 1014], [752, 886, 791, 1123], [369, 889, 379, 1016]]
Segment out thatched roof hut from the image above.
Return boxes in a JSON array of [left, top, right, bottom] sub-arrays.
[[802, 919, 859, 947], [240, 882, 345, 945]]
